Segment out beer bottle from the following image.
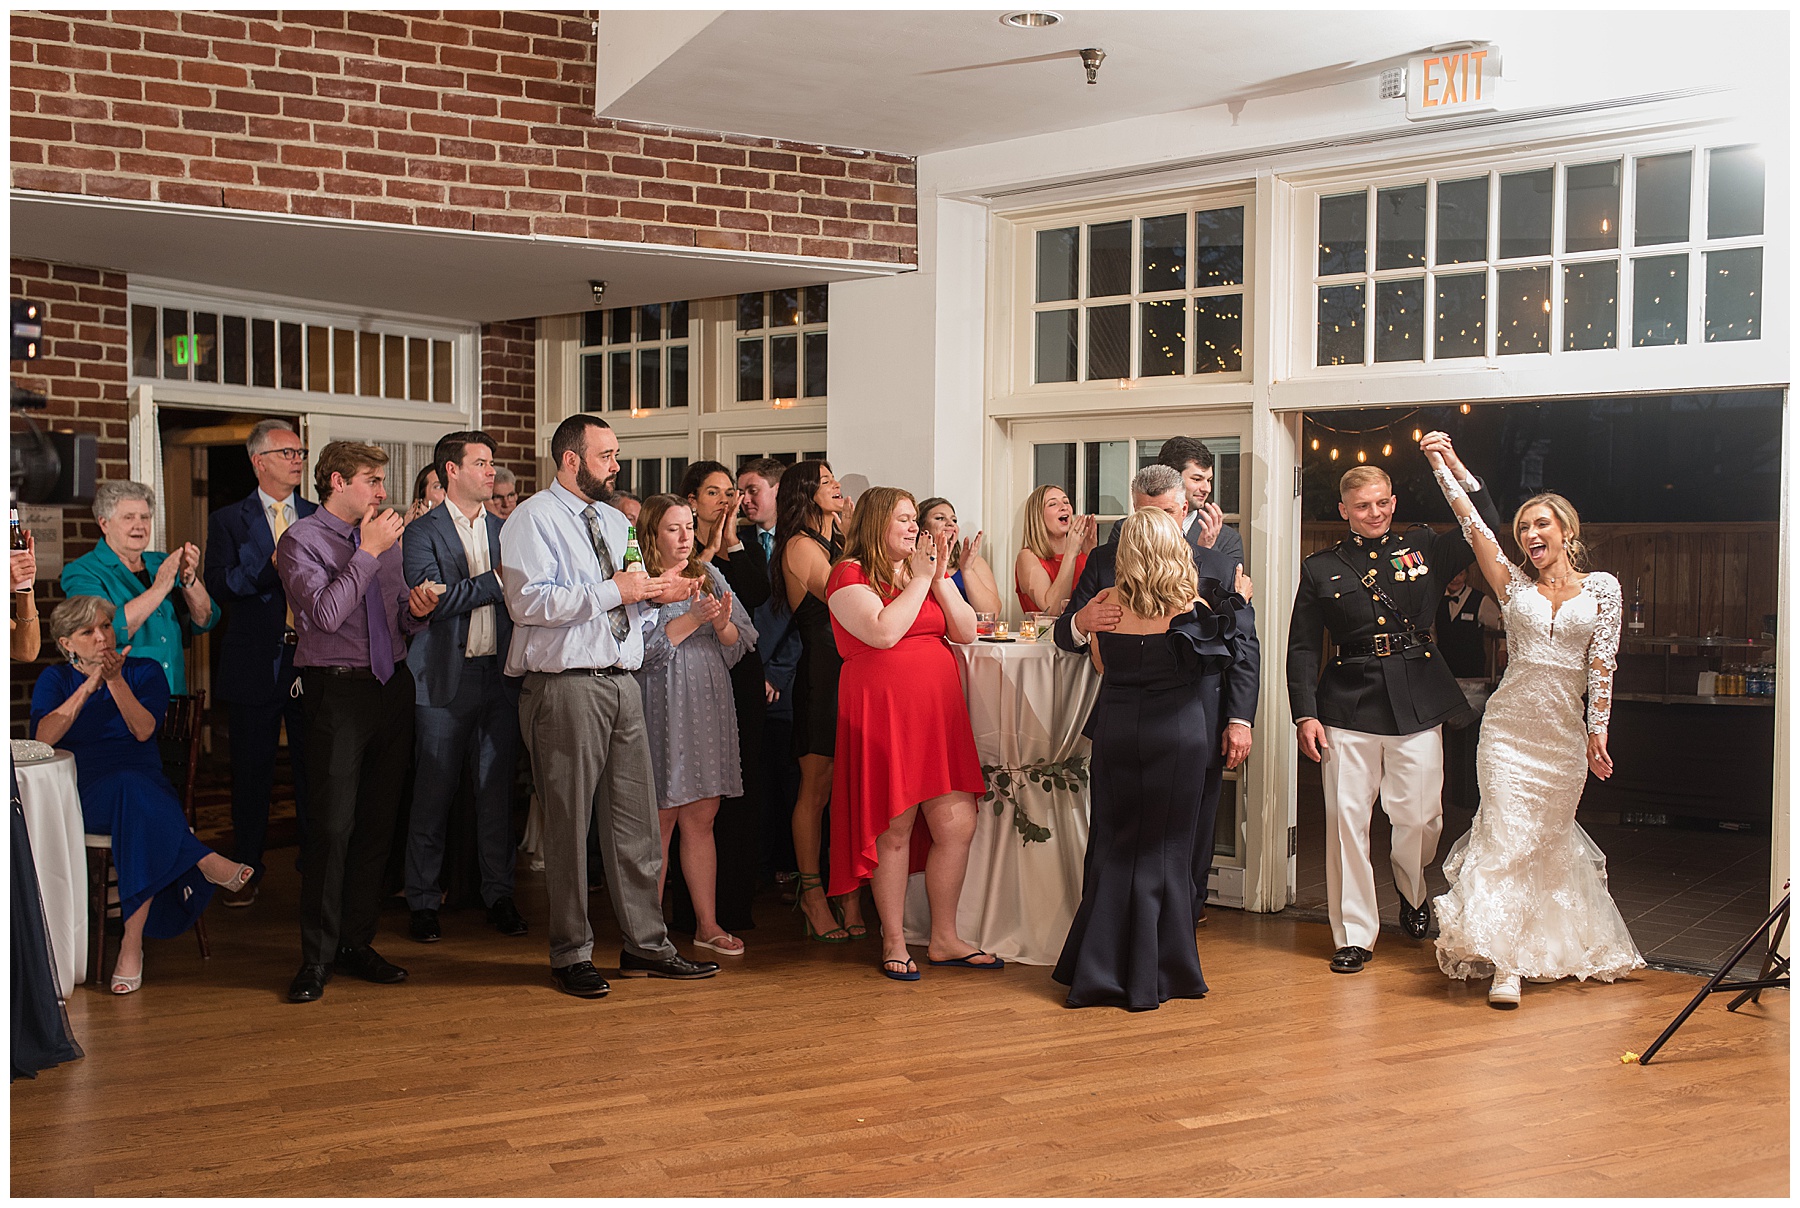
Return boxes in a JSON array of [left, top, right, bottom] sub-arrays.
[[10, 508, 27, 552], [622, 524, 643, 570]]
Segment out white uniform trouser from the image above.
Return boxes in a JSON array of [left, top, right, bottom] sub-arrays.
[[1320, 725, 1444, 951]]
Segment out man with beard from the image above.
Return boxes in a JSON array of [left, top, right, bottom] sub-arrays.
[[499, 414, 718, 998]]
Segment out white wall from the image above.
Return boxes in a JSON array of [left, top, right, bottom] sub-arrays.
[[828, 196, 990, 525]]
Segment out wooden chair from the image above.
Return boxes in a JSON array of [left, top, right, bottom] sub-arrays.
[[84, 690, 211, 987]]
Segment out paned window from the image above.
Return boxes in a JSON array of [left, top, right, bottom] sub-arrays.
[[1029, 201, 1250, 384], [579, 301, 692, 413], [129, 305, 454, 403], [1030, 435, 1241, 543], [610, 456, 690, 499], [1311, 144, 1764, 366], [736, 287, 828, 405]]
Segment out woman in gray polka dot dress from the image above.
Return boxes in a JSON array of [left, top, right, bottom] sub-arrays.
[[636, 494, 759, 957]]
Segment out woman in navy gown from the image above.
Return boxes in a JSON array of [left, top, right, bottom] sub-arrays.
[[30, 596, 251, 995], [1053, 508, 1251, 1010]]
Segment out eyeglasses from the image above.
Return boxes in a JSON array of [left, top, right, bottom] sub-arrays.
[[256, 447, 309, 461]]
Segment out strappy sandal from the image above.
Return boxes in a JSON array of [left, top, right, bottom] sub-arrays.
[[794, 872, 851, 943], [831, 894, 869, 939]]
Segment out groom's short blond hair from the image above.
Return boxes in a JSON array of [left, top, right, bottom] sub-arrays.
[[1339, 466, 1392, 497]]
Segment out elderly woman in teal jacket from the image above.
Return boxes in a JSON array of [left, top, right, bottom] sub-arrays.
[[61, 480, 217, 694]]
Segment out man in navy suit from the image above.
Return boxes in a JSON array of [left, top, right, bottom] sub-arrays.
[[401, 430, 526, 942], [1158, 436, 1246, 571], [204, 418, 316, 907], [1054, 463, 1259, 922]]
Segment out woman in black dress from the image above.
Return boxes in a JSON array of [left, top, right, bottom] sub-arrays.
[[770, 460, 865, 942], [1053, 508, 1251, 1010]]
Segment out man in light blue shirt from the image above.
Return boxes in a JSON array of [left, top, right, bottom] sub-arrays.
[[499, 414, 720, 998]]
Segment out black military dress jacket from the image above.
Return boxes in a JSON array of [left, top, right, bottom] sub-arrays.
[[1286, 479, 1503, 736]]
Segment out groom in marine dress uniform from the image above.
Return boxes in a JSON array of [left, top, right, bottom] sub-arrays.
[[1287, 461, 1502, 974]]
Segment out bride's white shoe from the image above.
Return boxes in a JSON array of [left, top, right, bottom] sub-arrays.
[[1488, 972, 1521, 1008]]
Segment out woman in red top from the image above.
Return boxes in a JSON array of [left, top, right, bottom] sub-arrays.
[[826, 487, 997, 982], [1013, 484, 1096, 616]]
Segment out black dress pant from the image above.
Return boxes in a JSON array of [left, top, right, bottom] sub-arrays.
[[225, 653, 308, 878], [298, 666, 415, 964]]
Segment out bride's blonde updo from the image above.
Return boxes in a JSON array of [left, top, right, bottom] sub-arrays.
[[1512, 492, 1587, 581], [1113, 507, 1198, 618]]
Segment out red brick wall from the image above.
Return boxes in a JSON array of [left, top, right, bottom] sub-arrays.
[[9, 256, 130, 732], [479, 318, 536, 486], [10, 10, 918, 264]]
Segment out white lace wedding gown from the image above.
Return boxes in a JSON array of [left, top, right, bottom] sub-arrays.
[[1432, 504, 1646, 983]]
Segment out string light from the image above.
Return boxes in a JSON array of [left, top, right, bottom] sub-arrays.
[[1329, 448, 1339, 460], [1356, 450, 1367, 463], [1382, 443, 1392, 456], [1310, 438, 1320, 451], [1412, 428, 1423, 442], [1459, 403, 1471, 414]]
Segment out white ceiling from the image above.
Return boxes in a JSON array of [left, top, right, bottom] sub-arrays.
[[599, 9, 1782, 156], [10, 192, 902, 323]]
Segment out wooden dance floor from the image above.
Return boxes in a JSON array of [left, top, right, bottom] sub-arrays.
[[12, 861, 1787, 1197]]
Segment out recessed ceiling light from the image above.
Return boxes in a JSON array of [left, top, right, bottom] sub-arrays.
[[1001, 11, 1062, 28]]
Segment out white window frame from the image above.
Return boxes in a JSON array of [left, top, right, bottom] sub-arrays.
[[1006, 187, 1257, 397], [577, 301, 696, 415], [126, 277, 479, 425], [725, 286, 831, 412], [537, 298, 829, 480], [1298, 140, 1769, 375]]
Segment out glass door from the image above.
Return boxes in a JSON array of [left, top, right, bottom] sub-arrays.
[[1004, 412, 1252, 894]]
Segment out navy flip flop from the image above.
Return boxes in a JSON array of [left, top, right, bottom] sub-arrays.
[[927, 951, 1005, 970], [880, 957, 921, 981]]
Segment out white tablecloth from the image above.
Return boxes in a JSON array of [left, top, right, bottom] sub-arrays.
[[15, 751, 87, 996], [903, 639, 1100, 965]]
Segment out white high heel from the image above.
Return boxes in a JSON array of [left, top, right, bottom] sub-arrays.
[[204, 862, 254, 893]]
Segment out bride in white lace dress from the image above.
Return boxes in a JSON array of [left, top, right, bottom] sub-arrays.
[[1419, 432, 1644, 1009]]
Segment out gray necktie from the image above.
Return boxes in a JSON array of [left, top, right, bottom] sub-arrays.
[[582, 505, 632, 642]]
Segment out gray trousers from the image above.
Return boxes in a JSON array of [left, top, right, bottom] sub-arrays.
[[518, 670, 676, 968]]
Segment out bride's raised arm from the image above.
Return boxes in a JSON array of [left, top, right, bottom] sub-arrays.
[[1420, 431, 1523, 603]]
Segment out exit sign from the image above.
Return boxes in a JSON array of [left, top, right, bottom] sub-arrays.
[[1406, 44, 1499, 120]]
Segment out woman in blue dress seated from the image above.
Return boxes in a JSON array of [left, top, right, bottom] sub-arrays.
[[31, 596, 251, 996], [916, 498, 1002, 618], [1052, 508, 1252, 1010]]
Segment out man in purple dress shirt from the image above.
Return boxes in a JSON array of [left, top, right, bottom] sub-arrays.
[[277, 441, 439, 1004]]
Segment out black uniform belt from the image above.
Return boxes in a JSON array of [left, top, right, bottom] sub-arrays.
[[557, 665, 630, 677], [1338, 632, 1430, 659]]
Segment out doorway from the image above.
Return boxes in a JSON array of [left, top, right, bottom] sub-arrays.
[[1004, 411, 1252, 906], [1290, 392, 1783, 973]]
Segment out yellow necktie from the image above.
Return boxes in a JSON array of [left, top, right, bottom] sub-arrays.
[[272, 502, 293, 629]]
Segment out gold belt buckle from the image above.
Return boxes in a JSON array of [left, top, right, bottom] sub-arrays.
[[1371, 633, 1394, 657]]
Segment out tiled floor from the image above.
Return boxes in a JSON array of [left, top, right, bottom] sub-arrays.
[[1289, 761, 1777, 976]]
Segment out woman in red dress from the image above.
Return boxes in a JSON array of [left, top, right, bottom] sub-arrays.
[[1013, 484, 1096, 616], [826, 487, 998, 981]]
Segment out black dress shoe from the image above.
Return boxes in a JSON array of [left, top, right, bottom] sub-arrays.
[[1330, 945, 1375, 974], [550, 960, 611, 998], [1399, 894, 1431, 940], [287, 963, 331, 1003], [486, 897, 528, 937], [409, 909, 441, 943], [618, 950, 720, 979], [335, 945, 409, 984]]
